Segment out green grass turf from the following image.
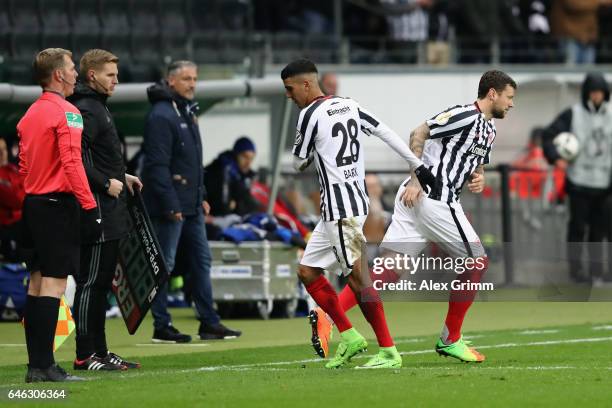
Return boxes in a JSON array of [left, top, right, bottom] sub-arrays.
[[1, 302, 612, 407]]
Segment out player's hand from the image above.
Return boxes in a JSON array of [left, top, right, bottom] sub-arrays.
[[401, 178, 423, 208], [414, 165, 435, 193], [168, 212, 184, 222], [555, 158, 568, 170], [202, 200, 211, 216], [125, 173, 143, 195], [467, 172, 485, 194], [106, 178, 123, 198]]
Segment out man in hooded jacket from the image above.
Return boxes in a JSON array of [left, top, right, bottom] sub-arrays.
[[542, 72, 612, 285]]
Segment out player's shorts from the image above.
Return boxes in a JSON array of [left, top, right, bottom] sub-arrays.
[[300, 215, 367, 276], [21, 193, 80, 278], [381, 181, 485, 259]]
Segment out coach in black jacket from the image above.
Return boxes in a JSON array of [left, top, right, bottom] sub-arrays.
[[142, 60, 241, 343], [68, 49, 142, 371]]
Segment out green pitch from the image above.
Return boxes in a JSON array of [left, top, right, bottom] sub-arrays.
[[1, 302, 612, 407]]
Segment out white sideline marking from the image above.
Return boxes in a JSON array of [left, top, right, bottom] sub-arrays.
[[4, 335, 612, 385], [190, 336, 612, 371], [0, 344, 25, 347], [136, 343, 211, 347], [463, 334, 487, 340], [193, 365, 583, 372], [518, 330, 559, 335], [394, 338, 425, 344], [592, 325, 612, 331]]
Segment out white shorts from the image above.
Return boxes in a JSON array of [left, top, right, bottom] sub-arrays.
[[381, 182, 485, 259], [300, 215, 368, 276]]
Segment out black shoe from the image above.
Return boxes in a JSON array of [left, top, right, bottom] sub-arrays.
[[153, 325, 192, 343], [26, 364, 84, 382], [100, 352, 141, 369], [199, 323, 242, 340], [74, 354, 127, 371]]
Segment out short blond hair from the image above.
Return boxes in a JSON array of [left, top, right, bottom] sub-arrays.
[[33, 48, 72, 87], [79, 49, 119, 78]]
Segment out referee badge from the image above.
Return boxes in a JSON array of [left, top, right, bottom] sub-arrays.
[[65, 112, 83, 129]]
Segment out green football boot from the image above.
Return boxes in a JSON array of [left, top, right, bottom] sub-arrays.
[[356, 346, 402, 369], [325, 328, 368, 369], [435, 337, 485, 363]]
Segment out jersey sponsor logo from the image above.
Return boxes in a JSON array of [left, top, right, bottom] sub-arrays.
[[295, 129, 303, 146], [327, 106, 350, 116], [65, 112, 83, 129], [433, 111, 452, 126], [467, 142, 488, 158]]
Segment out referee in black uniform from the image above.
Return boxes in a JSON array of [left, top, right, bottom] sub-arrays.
[[68, 49, 142, 371]]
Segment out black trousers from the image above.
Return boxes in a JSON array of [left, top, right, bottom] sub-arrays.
[[73, 239, 119, 359], [566, 187, 608, 279]]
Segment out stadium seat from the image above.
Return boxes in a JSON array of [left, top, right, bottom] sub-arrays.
[[70, 0, 102, 62], [100, 0, 131, 36], [161, 34, 190, 63], [271, 32, 304, 64], [130, 0, 160, 35], [218, 31, 247, 64], [192, 32, 221, 64], [71, 0, 101, 35], [129, 0, 162, 76], [0, 0, 10, 36], [40, 0, 72, 50], [7, 0, 41, 62], [159, 0, 190, 61], [0, 0, 11, 80], [303, 34, 337, 64]]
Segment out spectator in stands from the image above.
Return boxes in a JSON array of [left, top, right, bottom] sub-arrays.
[[0, 137, 24, 227], [510, 127, 565, 202], [550, 0, 604, 65], [344, 0, 389, 63], [597, 0, 612, 63], [426, 0, 451, 64], [519, 0, 557, 63], [204, 136, 259, 217], [142, 60, 241, 343], [0, 136, 25, 262], [303, 1, 333, 34], [448, 0, 498, 63], [449, 0, 523, 63], [379, 0, 432, 63], [320, 72, 338, 95], [542, 73, 612, 285]]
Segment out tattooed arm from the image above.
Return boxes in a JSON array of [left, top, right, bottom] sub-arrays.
[[402, 122, 431, 207]]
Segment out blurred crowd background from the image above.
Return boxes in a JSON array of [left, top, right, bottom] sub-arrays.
[[2, 0, 612, 84]]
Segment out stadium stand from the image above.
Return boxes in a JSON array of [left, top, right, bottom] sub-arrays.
[[1, 0, 612, 84]]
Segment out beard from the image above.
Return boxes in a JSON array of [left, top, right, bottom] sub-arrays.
[[492, 106, 507, 119]]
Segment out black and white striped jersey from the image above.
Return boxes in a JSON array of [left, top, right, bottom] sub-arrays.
[[293, 96, 373, 221], [422, 102, 496, 203], [294, 94, 424, 221]]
